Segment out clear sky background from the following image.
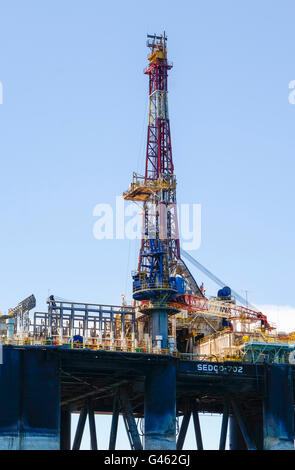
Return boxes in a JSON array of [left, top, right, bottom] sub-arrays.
[[0, 0, 294, 449]]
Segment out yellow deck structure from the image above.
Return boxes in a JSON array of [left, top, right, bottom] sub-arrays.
[[123, 173, 176, 202]]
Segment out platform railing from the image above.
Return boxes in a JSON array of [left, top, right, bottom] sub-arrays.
[[1, 337, 208, 361], [2, 337, 293, 364]]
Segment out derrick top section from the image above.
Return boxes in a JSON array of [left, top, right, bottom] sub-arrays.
[[144, 32, 173, 77], [147, 32, 168, 63]]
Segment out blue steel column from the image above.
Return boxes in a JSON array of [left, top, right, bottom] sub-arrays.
[[109, 394, 120, 450], [88, 405, 98, 450], [229, 408, 263, 450], [0, 347, 60, 449], [247, 414, 263, 450], [263, 364, 294, 450], [72, 408, 88, 450], [151, 309, 168, 349], [60, 409, 71, 450], [192, 406, 203, 450], [144, 361, 176, 449], [229, 415, 247, 450], [176, 411, 191, 450], [231, 400, 257, 450], [219, 402, 229, 450]]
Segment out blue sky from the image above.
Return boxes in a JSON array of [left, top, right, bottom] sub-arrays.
[[0, 0, 294, 449]]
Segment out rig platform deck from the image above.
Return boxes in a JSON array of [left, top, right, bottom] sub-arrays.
[[0, 345, 294, 450]]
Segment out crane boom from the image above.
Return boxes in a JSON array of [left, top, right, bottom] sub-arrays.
[[180, 249, 258, 311]]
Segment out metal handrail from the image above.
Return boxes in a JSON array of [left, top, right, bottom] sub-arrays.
[[133, 282, 176, 291]]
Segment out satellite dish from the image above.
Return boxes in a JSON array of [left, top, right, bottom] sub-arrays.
[[288, 350, 295, 364]]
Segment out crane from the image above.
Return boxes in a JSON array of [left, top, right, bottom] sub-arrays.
[[178, 249, 272, 330], [180, 249, 257, 309]]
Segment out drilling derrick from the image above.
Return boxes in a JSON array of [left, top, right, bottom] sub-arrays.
[[124, 33, 203, 350]]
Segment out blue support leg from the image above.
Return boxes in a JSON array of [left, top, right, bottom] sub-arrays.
[[60, 409, 71, 450], [229, 415, 247, 450], [192, 407, 203, 450], [72, 408, 88, 450], [176, 411, 191, 450], [263, 364, 294, 450], [0, 347, 60, 450], [144, 362, 176, 450], [88, 405, 97, 450], [219, 401, 229, 450], [231, 400, 257, 450], [109, 394, 120, 450], [151, 309, 168, 349]]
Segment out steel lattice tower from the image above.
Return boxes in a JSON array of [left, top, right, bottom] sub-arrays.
[[141, 33, 179, 272], [124, 33, 202, 296]]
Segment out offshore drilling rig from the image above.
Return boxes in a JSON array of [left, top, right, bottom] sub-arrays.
[[0, 33, 294, 451], [3, 33, 286, 362]]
